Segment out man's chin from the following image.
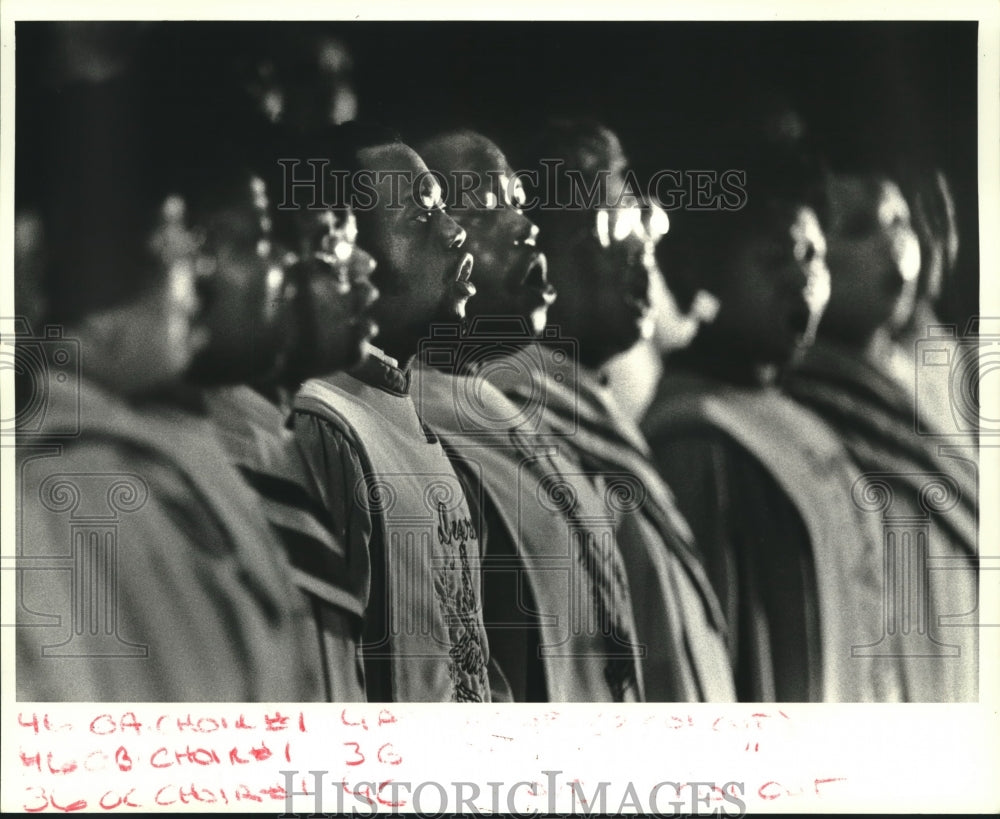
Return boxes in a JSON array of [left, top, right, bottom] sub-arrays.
[[528, 306, 549, 337], [452, 297, 472, 322], [350, 337, 373, 368], [433, 298, 470, 328], [344, 321, 378, 365]]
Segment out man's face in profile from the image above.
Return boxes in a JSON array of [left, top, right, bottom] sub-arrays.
[[283, 206, 380, 378], [423, 134, 555, 336], [355, 143, 474, 352], [822, 174, 921, 346], [710, 202, 829, 366], [187, 173, 289, 385], [546, 203, 655, 367], [538, 128, 658, 367]]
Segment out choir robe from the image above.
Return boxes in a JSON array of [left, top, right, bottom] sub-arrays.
[[786, 340, 978, 701], [16, 377, 322, 702], [205, 385, 368, 701], [643, 361, 909, 702], [486, 347, 735, 702], [411, 362, 645, 702], [292, 344, 493, 702]]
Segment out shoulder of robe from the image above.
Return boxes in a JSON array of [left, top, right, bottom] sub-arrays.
[[293, 397, 368, 455]]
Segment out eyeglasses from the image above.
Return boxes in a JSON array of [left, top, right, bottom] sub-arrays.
[[592, 203, 669, 248]]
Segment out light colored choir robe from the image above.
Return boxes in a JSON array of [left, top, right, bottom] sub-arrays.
[[644, 364, 909, 702], [293, 344, 493, 702], [786, 340, 979, 701], [486, 346, 735, 702], [16, 377, 322, 701], [411, 361, 645, 702], [205, 385, 368, 701]]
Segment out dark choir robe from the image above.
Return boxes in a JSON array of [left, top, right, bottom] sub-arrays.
[[643, 357, 908, 702], [292, 344, 493, 702], [411, 362, 645, 702], [205, 385, 368, 701], [486, 347, 735, 702], [16, 377, 322, 701], [786, 340, 979, 701]]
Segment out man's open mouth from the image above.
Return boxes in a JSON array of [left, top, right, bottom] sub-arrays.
[[451, 252, 476, 298], [521, 252, 547, 286], [456, 252, 474, 281], [521, 252, 557, 305]]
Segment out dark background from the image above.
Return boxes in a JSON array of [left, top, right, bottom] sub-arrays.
[[17, 20, 981, 324], [341, 21, 980, 326]]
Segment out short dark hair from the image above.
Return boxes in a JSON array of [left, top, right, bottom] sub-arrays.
[[658, 139, 827, 311], [324, 120, 403, 176], [519, 117, 630, 238]]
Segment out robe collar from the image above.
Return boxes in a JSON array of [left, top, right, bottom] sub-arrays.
[[347, 342, 411, 397]]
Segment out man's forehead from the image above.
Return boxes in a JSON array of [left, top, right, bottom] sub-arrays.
[[358, 142, 425, 174], [428, 134, 511, 178], [476, 141, 510, 176], [573, 130, 626, 175]]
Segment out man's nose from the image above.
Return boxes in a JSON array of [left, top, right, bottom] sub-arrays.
[[888, 226, 921, 285], [440, 213, 467, 249], [516, 218, 540, 247]]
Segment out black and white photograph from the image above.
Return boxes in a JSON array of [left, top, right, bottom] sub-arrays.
[[2, 2, 998, 815]]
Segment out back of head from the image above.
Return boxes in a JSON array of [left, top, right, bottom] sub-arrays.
[[318, 120, 402, 257]]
